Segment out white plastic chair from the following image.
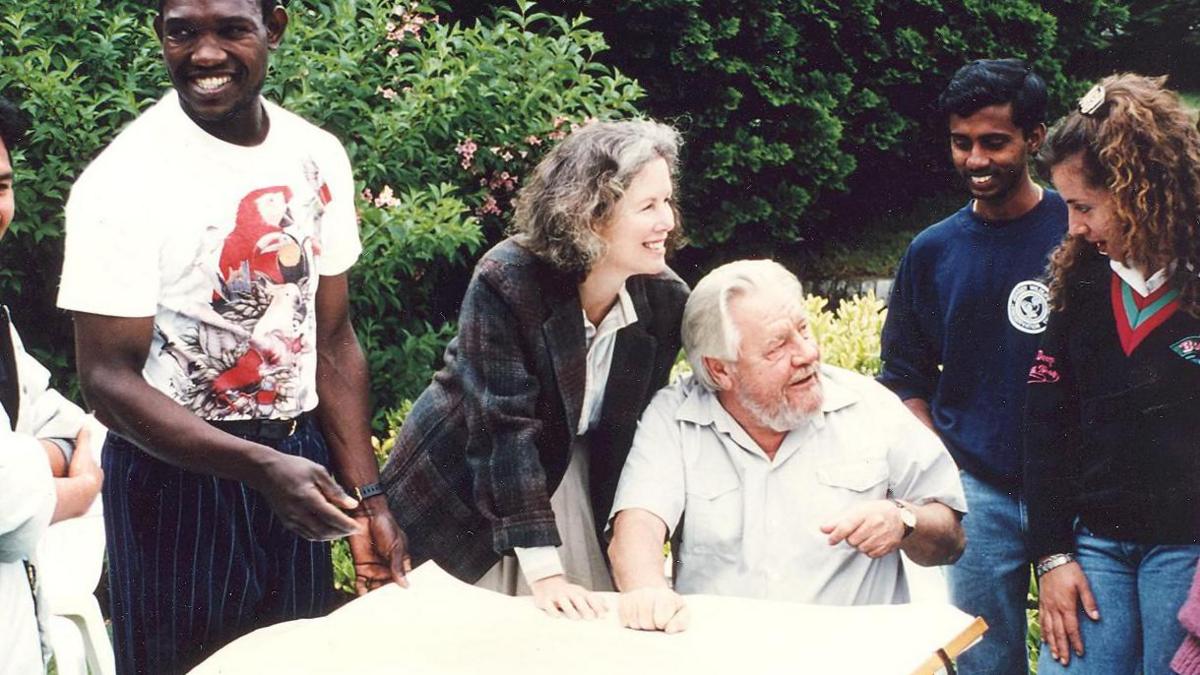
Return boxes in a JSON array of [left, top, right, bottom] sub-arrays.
[[903, 552, 951, 603], [35, 417, 115, 675]]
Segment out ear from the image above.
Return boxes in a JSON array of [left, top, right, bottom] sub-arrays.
[[1026, 122, 1047, 153], [265, 5, 288, 50], [702, 356, 734, 391]]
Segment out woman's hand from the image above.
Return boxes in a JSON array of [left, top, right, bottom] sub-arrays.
[[530, 575, 608, 620], [1038, 561, 1100, 667]]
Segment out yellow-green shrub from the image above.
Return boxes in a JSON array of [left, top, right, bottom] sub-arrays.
[[805, 292, 886, 376]]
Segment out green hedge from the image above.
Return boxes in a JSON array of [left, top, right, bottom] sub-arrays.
[[0, 0, 642, 420], [450, 0, 1127, 253]]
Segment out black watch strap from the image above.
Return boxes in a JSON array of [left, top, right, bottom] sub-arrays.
[[351, 482, 384, 501]]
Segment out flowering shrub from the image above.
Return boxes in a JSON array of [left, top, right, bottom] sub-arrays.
[[263, 0, 644, 413], [0, 0, 642, 416]]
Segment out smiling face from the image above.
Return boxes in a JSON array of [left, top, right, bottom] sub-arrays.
[[1051, 153, 1125, 264], [716, 289, 823, 433], [593, 156, 675, 279], [0, 139, 12, 240], [156, 0, 285, 143], [949, 103, 1042, 211]]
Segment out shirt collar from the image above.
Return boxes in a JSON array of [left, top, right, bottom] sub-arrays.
[[582, 283, 639, 342], [1110, 259, 1174, 297]]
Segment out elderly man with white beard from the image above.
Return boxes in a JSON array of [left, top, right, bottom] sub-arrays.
[[606, 259, 967, 633]]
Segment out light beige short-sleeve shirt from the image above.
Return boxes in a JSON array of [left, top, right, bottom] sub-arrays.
[[609, 366, 967, 606]]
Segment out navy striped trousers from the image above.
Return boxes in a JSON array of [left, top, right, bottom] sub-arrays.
[[101, 417, 337, 675]]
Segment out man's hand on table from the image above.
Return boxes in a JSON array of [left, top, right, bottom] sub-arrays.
[[618, 586, 690, 634]]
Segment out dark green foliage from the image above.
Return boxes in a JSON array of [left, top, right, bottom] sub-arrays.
[[0, 2, 165, 374], [1102, 0, 1200, 89], [450, 0, 1127, 254], [0, 0, 641, 421]]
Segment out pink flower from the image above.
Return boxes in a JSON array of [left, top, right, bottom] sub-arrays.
[[386, 2, 430, 41], [376, 86, 397, 101], [553, 115, 569, 128], [455, 138, 478, 170], [524, 135, 542, 146], [374, 185, 400, 208], [477, 194, 501, 216]]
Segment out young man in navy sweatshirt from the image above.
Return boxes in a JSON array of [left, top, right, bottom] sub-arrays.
[[879, 59, 1067, 675]]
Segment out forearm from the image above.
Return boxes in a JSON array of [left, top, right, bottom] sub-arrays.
[[609, 509, 670, 591], [314, 319, 380, 490], [900, 502, 964, 566], [40, 439, 68, 477], [81, 362, 273, 485], [901, 398, 937, 433], [51, 474, 100, 523]]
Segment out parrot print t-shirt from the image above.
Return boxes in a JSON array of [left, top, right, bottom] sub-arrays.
[[58, 91, 361, 421]]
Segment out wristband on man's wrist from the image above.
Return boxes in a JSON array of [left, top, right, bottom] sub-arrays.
[[350, 482, 384, 502], [1035, 552, 1076, 578]]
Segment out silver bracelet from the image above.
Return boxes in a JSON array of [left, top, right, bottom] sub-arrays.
[[1035, 552, 1076, 578]]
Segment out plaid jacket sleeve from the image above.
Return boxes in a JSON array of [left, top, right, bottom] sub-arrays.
[[457, 264, 560, 552]]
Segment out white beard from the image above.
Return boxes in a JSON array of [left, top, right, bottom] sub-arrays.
[[734, 386, 819, 433]]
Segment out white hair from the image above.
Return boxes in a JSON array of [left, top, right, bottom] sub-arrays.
[[681, 259, 805, 390]]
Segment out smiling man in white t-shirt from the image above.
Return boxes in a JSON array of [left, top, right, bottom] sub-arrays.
[[57, 2, 408, 672]]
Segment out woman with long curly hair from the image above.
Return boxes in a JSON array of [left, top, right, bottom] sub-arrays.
[[378, 120, 689, 618], [1024, 73, 1200, 674]]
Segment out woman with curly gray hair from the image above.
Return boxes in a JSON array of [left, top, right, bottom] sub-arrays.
[[380, 119, 689, 619]]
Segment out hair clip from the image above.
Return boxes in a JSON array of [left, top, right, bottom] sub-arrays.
[[1079, 84, 1106, 116]]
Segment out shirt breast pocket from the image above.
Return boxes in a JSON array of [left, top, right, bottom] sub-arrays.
[[815, 459, 890, 516], [682, 474, 742, 557]]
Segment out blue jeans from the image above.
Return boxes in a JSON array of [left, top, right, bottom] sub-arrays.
[[948, 470, 1034, 675], [1037, 524, 1199, 675]]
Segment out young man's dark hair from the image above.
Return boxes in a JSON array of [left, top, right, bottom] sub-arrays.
[[156, 0, 282, 17], [0, 96, 28, 158], [937, 58, 1048, 135]]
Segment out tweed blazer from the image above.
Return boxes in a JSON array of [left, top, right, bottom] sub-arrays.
[[380, 237, 689, 582]]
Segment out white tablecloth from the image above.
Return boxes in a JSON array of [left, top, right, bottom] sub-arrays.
[[193, 563, 979, 675]]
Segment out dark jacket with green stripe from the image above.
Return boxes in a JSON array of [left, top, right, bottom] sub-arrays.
[[380, 237, 689, 583]]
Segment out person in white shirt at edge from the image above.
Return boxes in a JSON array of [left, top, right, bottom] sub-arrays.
[[0, 94, 103, 675], [606, 259, 967, 633]]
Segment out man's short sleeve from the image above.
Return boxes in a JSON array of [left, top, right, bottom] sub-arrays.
[[607, 384, 688, 538], [881, 388, 967, 513], [314, 135, 361, 276], [57, 168, 160, 317]]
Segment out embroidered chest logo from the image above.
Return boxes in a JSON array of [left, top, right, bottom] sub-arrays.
[[1111, 274, 1180, 356], [1027, 350, 1061, 384], [1170, 336, 1200, 365], [1008, 280, 1050, 334]]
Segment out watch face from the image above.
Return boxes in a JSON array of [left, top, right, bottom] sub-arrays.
[[900, 508, 917, 528]]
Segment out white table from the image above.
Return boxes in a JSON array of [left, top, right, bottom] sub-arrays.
[[194, 563, 984, 675]]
